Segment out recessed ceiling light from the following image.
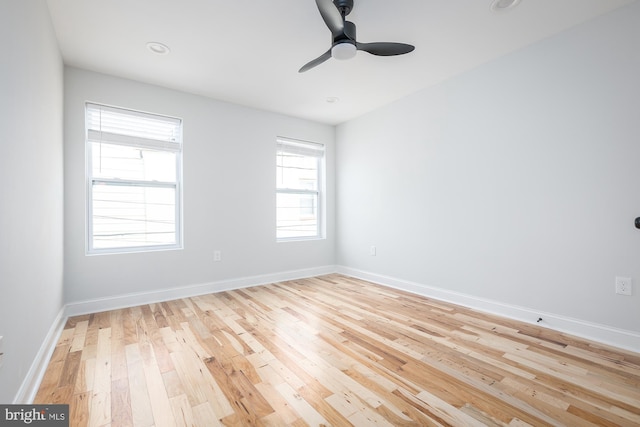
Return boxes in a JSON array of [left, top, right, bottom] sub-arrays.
[[326, 97, 340, 104], [490, 0, 522, 12], [146, 42, 170, 55]]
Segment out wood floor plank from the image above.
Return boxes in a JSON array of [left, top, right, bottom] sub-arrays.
[[111, 377, 133, 427], [274, 382, 329, 426], [34, 274, 640, 426], [69, 391, 91, 427], [168, 393, 194, 427], [70, 320, 89, 352], [125, 343, 155, 427], [173, 344, 235, 419], [254, 382, 301, 425], [139, 342, 176, 427]]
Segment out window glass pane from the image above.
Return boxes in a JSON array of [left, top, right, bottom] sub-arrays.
[[92, 183, 176, 249], [276, 152, 318, 191], [91, 142, 176, 182], [276, 192, 318, 239]]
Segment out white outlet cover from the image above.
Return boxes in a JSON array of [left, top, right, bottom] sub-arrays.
[[615, 276, 632, 296]]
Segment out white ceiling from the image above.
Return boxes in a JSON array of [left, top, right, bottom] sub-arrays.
[[46, 0, 636, 125]]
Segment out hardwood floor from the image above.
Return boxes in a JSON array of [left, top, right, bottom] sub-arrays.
[[35, 274, 640, 426]]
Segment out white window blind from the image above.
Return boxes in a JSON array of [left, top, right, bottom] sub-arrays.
[[276, 137, 324, 240], [86, 103, 183, 253]]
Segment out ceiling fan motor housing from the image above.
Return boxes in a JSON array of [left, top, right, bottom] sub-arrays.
[[334, 21, 356, 44]]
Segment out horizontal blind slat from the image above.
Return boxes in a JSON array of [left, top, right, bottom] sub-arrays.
[[88, 129, 181, 152], [87, 103, 182, 144], [277, 137, 324, 158], [92, 178, 178, 188]]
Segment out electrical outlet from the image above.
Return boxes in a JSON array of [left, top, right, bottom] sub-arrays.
[[370, 246, 376, 256], [214, 250, 222, 262], [0, 335, 4, 370], [615, 276, 632, 296]]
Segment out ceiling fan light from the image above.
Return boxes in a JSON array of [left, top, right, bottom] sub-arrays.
[[331, 42, 357, 60]]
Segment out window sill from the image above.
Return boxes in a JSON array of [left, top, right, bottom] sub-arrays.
[[86, 244, 183, 256], [277, 236, 325, 243]]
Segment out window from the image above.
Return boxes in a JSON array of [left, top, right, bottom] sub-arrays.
[[276, 137, 325, 240], [86, 103, 182, 254]]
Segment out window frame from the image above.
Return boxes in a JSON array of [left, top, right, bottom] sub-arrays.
[[276, 137, 325, 242], [85, 102, 183, 255]]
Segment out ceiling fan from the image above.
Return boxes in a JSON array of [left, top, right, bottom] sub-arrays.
[[299, 0, 415, 73]]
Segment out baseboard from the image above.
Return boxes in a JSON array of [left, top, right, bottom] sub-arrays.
[[336, 266, 640, 353], [13, 307, 67, 404], [64, 265, 337, 317]]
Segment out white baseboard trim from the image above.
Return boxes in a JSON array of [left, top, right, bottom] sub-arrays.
[[336, 266, 640, 353], [14, 307, 67, 404], [64, 265, 337, 317]]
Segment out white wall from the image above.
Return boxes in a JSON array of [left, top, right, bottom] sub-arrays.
[[336, 3, 640, 339], [0, 0, 64, 402], [64, 68, 335, 304]]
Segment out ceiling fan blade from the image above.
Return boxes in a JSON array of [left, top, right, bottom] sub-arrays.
[[315, 0, 344, 35], [299, 49, 332, 73], [356, 42, 415, 56]]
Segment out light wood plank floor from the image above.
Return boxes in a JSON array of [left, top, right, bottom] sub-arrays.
[[35, 274, 640, 426]]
